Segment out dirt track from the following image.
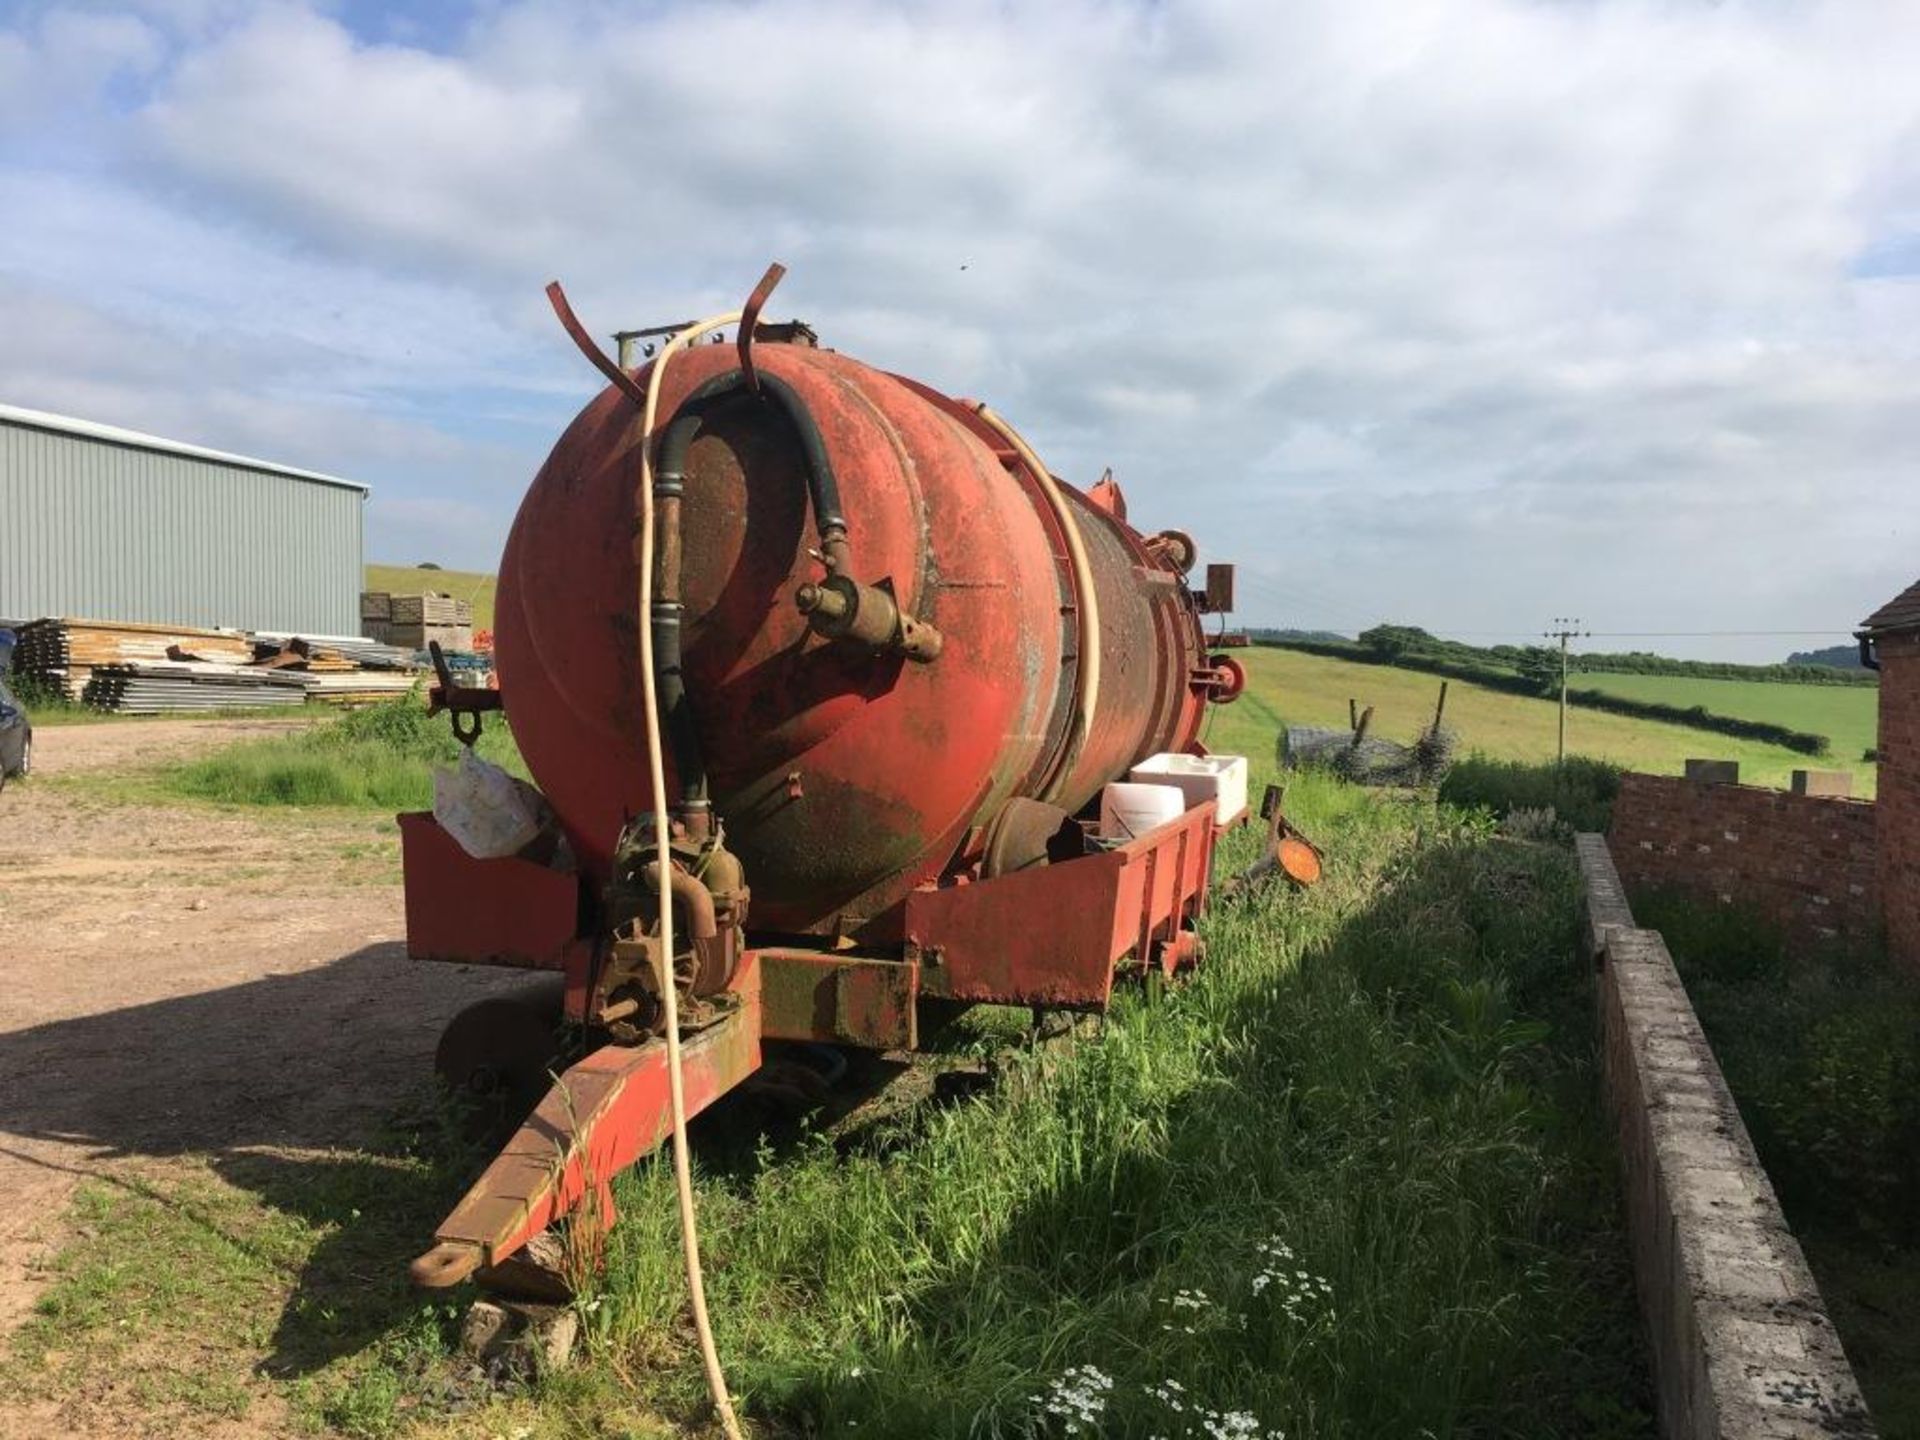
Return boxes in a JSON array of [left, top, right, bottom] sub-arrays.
[[0, 720, 525, 1432]]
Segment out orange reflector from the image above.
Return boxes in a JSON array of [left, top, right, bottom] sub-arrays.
[[1278, 836, 1322, 886]]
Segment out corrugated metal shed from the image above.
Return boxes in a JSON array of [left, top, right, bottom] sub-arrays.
[[0, 404, 367, 635]]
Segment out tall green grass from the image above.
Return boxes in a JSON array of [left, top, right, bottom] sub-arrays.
[[163, 691, 524, 809], [1440, 754, 1624, 833], [567, 774, 1651, 1438]]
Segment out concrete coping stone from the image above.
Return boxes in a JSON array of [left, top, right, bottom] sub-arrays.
[[1575, 835, 1875, 1438]]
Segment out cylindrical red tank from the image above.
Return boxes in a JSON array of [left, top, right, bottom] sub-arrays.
[[496, 340, 1213, 939]]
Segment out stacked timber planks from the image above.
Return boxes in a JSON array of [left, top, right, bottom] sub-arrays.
[[301, 672, 422, 704], [248, 635, 421, 703]]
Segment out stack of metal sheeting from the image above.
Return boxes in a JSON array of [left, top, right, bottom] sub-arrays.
[[251, 632, 417, 671], [14, 618, 253, 700], [82, 660, 309, 714]]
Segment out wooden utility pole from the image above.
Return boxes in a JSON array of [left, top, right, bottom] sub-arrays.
[[1543, 618, 1589, 765]]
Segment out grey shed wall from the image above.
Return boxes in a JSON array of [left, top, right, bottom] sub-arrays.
[[0, 410, 366, 635]]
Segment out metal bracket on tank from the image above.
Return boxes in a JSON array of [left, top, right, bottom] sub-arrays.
[[425, 640, 501, 747]]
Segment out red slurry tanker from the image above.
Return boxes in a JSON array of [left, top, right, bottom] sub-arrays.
[[400, 268, 1245, 1296]]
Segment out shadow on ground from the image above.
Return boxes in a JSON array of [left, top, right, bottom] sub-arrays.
[[0, 943, 539, 1375]]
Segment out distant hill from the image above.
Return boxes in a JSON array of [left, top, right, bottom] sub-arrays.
[[1784, 644, 1866, 671], [1249, 627, 1349, 645], [364, 563, 498, 633]]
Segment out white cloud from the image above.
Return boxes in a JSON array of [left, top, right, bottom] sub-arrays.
[[3, 0, 1919, 651]]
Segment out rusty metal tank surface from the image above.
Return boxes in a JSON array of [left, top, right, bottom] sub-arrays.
[[496, 341, 1210, 939]]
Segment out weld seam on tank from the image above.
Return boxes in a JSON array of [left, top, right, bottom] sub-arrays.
[[973, 404, 1102, 806]]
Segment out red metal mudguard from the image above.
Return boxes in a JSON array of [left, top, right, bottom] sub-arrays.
[[398, 812, 580, 970], [907, 799, 1217, 1009]]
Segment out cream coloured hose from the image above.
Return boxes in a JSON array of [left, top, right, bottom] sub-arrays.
[[635, 309, 745, 1440]]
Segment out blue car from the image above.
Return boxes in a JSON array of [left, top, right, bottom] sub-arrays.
[[0, 628, 30, 788]]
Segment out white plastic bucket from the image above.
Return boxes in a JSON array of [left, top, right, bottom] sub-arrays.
[[1098, 781, 1186, 840]]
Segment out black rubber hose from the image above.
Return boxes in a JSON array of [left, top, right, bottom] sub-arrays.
[[652, 606, 706, 808], [655, 368, 847, 549], [648, 364, 847, 814]]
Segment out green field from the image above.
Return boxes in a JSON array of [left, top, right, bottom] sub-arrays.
[[1211, 647, 1878, 796], [364, 563, 498, 633], [1576, 670, 1878, 768]]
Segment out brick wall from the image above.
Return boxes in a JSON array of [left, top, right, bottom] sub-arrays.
[[1608, 773, 1878, 946], [1879, 630, 1920, 972]]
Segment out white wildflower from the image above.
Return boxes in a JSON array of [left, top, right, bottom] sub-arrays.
[[1036, 1363, 1114, 1435], [1247, 1235, 1332, 1323]]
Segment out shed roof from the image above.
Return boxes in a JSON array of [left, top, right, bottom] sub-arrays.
[[0, 403, 369, 494], [1860, 577, 1920, 636]]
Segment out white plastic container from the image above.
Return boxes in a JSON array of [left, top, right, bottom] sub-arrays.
[[1129, 752, 1250, 827], [1098, 781, 1186, 840]]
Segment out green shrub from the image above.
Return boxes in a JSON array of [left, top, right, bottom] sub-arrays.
[[1439, 754, 1623, 833], [321, 688, 455, 756]]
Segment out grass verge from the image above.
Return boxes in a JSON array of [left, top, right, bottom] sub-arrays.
[[1631, 890, 1920, 1435], [557, 772, 1651, 1437], [158, 692, 525, 810], [1439, 754, 1624, 833]]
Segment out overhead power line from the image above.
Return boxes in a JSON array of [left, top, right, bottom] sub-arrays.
[[1577, 630, 1854, 639], [1374, 628, 1856, 641]]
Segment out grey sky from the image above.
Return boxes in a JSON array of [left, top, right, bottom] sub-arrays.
[[2, 0, 1916, 659]]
